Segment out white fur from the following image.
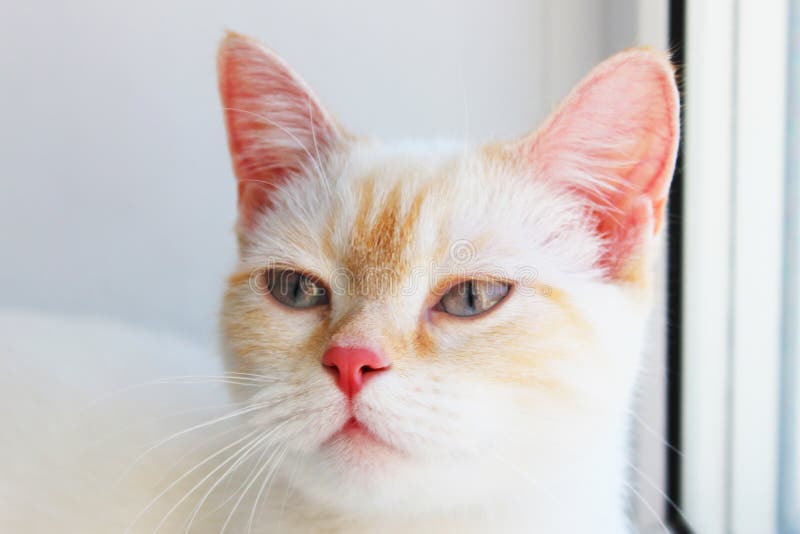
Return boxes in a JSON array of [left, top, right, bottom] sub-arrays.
[[218, 140, 654, 532]]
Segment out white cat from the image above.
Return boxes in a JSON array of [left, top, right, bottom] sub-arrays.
[[1, 31, 679, 533]]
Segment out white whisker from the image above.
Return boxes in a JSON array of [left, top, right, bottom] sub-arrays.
[[279, 454, 301, 515], [627, 461, 690, 528], [247, 445, 288, 533], [624, 481, 670, 534], [221, 443, 286, 533], [123, 427, 261, 533], [491, 453, 568, 513], [182, 419, 292, 533], [196, 438, 275, 522], [627, 410, 683, 456], [116, 402, 272, 484], [75, 373, 277, 420], [152, 428, 274, 533]]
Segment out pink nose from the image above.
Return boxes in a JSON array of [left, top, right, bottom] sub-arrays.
[[322, 346, 390, 398]]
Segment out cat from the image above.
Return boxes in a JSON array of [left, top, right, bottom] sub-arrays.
[[0, 31, 679, 533]]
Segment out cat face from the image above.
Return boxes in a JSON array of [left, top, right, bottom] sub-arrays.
[[217, 33, 678, 516]]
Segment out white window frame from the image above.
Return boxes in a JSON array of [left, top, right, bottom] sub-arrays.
[[780, 2, 800, 531], [682, 0, 789, 532]]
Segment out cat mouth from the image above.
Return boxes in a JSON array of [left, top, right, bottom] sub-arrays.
[[334, 417, 375, 439], [324, 417, 393, 450]]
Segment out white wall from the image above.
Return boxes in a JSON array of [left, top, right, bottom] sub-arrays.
[[0, 0, 638, 343]]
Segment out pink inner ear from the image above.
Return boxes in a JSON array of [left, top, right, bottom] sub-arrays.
[[522, 50, 680, 277], [218, 33, 341, 229]]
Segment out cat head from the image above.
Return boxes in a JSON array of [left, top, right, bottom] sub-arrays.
[[218, 32, 678, 517]]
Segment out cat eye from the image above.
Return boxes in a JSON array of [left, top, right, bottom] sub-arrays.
[[265, 269, 329, 309], [437, 280, 510, 317]]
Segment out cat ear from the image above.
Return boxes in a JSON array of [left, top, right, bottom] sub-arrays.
[[517, 49, 680, 279], [218, 32, 344, 229]]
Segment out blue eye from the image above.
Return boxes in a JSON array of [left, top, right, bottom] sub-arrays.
[[437, 280, 510, 317], [265, 269, 329, 309]]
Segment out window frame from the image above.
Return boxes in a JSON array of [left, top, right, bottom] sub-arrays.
[[680, 0, 789, 532]]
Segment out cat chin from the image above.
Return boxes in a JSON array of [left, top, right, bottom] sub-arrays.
[[281, 443, 528, 520]]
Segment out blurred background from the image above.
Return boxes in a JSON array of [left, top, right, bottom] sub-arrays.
[[1, 1, 797, 533]]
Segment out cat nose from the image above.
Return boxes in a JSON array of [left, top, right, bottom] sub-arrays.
[[322, 346, 389, 399]]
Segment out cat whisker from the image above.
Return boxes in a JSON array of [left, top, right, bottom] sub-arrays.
[[279, 453, 301, 515], [75, 373, 278, 419], [123, 427, 262, 533], [458, 57, 470, 156], [306, 97, 334, 198], [626, 461, 691, 529], [116, 401, 273, 484], [152, 426, 278, 534], [193, 437, 277, 525], [81, 400, 251, 453], [181, 419, 292, 533], [623, 481, 670, 534], [155, 378, 267, 387], [490, 452, 568, 513], [219, 442, 287, 534], [157, 425, 247, 491], [626, 410, 683, 457], [246, 445, 288, 533], [223, 371, 283, 381], [152, 373, 278, 385]]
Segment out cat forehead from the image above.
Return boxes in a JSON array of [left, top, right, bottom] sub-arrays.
[[241, 141, 600, 286]]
